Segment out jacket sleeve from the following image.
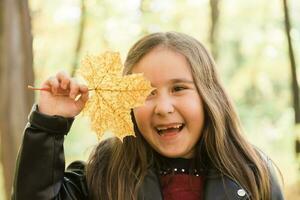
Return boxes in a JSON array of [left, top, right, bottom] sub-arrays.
[[257, 149, 285, 200], [12, 104, 88, 200], [267, 157, 285, 200]]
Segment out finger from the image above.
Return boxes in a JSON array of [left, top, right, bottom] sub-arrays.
[[75, 85, 89, 102], [74, 84, 88, 101], [44, 76, 59, 94], [56, 71, 70, 90], [75, 85, 89, 107], [79, 84, 89, 102], [69, 78, 80, 99], [79, 84, 88, 94]]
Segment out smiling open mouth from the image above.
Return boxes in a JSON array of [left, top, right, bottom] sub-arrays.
[[155, 124, 185, 136]]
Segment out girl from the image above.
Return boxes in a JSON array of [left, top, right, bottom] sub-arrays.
[[13, 32, 284, 200]]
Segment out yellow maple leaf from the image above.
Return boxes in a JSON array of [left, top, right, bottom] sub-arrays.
[[77, 51, 154, 140]]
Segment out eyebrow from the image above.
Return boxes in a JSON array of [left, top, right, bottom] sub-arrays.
[[168, 78, 194, 84], [150, 78, 195, 88]]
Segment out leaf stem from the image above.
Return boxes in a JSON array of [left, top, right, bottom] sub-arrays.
[[27, 85, 94, 91]]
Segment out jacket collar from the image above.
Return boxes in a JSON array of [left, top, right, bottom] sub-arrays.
[[138, 168, 250, 200]]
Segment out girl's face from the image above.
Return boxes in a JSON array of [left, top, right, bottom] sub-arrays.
[[132, 47, 205, 158]]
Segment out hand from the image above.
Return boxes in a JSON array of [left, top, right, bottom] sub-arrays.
[[38, 71, 89, 118]]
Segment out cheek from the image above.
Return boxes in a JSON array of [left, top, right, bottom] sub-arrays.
[[182, 95, 205, 124], [133, 106, 151, 131], [184, 93, 201, 107]]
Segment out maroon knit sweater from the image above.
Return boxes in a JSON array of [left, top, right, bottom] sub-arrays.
[[160, 174, 204, 200], [158, 157, 205, 200]]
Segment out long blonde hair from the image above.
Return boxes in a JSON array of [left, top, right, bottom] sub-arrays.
[[87, 32, 271, 199]]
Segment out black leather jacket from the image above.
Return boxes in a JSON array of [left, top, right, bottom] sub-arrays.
[[12, 105, 284, 200]]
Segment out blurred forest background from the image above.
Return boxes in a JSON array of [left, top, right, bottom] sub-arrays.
[[0, 0, 299, 199]]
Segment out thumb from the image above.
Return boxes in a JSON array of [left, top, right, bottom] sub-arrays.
[[75, 85, 89, 109]]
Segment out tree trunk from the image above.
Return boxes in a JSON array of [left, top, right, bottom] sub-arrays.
[[0, 0, 34, 199], [282, 0, 300, 163], [209, 0, 220, 60], [282, 0, 299, 123], [71, 0, 87, 77]]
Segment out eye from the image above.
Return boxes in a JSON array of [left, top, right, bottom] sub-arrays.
[[172, 85, 187, 92], [147, 89, 157, 98]]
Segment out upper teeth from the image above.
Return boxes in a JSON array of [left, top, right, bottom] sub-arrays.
[[156, 124, 182, 131]]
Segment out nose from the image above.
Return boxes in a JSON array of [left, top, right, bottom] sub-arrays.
[[154, 95, 174, 116]]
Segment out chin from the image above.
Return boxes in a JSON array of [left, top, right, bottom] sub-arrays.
[[158, 148, 192, 159]]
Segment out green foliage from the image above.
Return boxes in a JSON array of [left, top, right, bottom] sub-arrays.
[[41, 0, 298, 173], [1, 1, 296, 199]]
